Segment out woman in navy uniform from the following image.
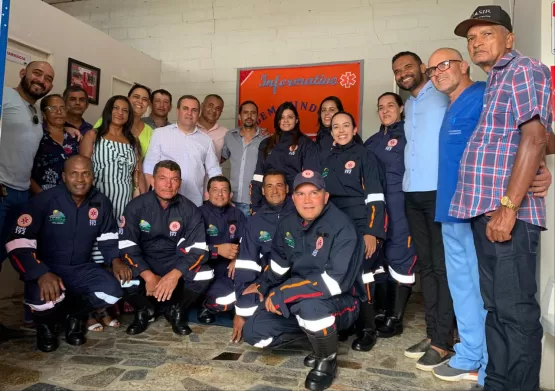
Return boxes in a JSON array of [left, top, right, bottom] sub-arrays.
[[315, 96, 343, 160], [250, 102, 319, 213], [364, 92, 416, 338], [320, 112, 386, 352]]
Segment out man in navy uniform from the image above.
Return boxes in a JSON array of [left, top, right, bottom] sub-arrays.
[[243, 170, 363, 391], [6, 155, 129, 352], [119, 160, 213, 336], [231, 170, 295, 343], [197, 175, 247, 323]]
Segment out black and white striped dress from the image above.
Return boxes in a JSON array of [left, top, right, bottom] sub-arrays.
[[91, 137, 136, 262]]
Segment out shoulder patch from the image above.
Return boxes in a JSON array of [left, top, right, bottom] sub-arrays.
[[17, 214, 32, 228]]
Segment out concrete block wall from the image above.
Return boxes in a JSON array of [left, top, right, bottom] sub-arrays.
[[52, 0, 510, 138]]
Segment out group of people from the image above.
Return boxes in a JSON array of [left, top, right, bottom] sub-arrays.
[[0, 4, 554, 391]]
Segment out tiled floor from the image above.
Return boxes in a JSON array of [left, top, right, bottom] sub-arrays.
[[0, 294, 474, 391]]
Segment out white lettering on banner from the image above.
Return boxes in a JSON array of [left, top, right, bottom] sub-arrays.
[[6, 49, 31, 66]]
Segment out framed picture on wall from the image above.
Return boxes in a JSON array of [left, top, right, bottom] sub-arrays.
[[66, 58, 101, 105]]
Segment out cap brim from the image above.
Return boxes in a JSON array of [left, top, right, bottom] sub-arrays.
[[454, 19, 502, 37]]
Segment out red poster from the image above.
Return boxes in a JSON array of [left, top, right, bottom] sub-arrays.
[[237, 61, 363, 137]]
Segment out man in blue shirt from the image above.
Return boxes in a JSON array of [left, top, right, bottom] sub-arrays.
[[392, 51, 454, 370], [427, 47, 487, 386]]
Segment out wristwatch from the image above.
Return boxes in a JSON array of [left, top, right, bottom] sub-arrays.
[[500, 195, 519, 212]]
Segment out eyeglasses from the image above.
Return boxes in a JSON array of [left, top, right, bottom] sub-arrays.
[[45, 106, 67, 113], [28, 105, 39, 125], [425, 60, 462, 78]]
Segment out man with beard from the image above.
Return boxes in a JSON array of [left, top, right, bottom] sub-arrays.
[[198, 94, 229, 161], [221, 101, 268, 216], [63, 85, 93, 135], [0, 61, 55, 343], [143, 89, 172, 129], [391, 52, 454, 370]]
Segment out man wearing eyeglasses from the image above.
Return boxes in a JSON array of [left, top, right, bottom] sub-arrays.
[[0, 61, 54, 343], [391, 51, 454, 370]]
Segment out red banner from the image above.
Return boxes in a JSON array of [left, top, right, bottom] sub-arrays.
[[237, 61, 363, 137]]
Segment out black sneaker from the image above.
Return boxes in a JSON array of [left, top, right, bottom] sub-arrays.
[[415, 347, 451, 372], [404, 338, 430, 359]]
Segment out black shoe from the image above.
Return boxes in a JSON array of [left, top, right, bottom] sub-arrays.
[[377, 316, 403, 338], [304, 353, 316, 368], [415, 347, 451, 372], [373, 282, 388, 329], [338, 325, 354, 342], [65, 317, 85, 346], [0, 323, 25, 343], [375, 311, 386, 330], [36, 324, 58, 353], [127, 308, 153, 335], [305, 354, 337, 391], [169, 305, 192, 336], [197, 307, 216, 324], [351, 329, 378, 352], [404, 338, 431, 359]]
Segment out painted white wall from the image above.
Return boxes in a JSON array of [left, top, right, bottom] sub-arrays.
[[513, 0, 555, 389], [7, 0, 161, 123], [53, 0, 511, 137]]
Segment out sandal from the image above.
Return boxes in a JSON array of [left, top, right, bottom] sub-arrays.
[[86, 312, 104, 332], [97, 309, 120, 328]]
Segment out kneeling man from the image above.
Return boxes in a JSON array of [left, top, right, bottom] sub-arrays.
[[119, 160, 213, 336], [6, 156, 129, 352], [243, 170, 363, 391]]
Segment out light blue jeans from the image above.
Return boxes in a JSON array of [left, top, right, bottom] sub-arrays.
[[234, 202, 251, 217], [442, 222, 488, 386]]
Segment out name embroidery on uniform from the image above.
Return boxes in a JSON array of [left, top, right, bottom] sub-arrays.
[[118, 216, 126, 235], [139, 219, 151, 233], [289, 145, 298, 156], [259, 231, 272, 242], [169, 221, 180, 237], [344, 160, 355, 175], [312, 236, 324, 256], [49, 210, 66, 225], [284, 231, 295, 248], [322, 168, 329, 178], [207, 224, 219, 236], [229, 224, 236, 240], [15, 214, 32, 235], [88, 207, 98, 226], [385, 138, 397, 151]]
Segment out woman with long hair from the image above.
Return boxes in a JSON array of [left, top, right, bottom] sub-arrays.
[[94, 84, 154, 159], [31, 94, 79, 193], [320, 111, 386, 352], [315, 96, 343, 157], [250, 102, 319, 213], [364, 92, 416, 339]]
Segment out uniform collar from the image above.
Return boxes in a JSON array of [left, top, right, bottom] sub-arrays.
[[331, 139, 357, 153], [492, 49, 520, 70], [380, 120, 405, 136], [147, 190, 181, 207], [262, 196, 295, 214], [204, 200, 231, 214], [62, 184, 98, 206]]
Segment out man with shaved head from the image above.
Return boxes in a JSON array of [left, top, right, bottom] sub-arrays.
[[0, 61, 54, 342], [5, 155, 129, 352], [450, 6, 553, 390]]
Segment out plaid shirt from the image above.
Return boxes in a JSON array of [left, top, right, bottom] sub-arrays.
[[449, 50, 552, 228]]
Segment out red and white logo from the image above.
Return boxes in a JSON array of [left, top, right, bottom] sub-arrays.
[[289, 145, 298, 152], [316, 237, 324, 250], [302, 170, 314, 178], [345, 161, 356, 169], [88, 208, 99, 220], [339, 72, 357, 88], [229, 224, 236, 235], [118, 216, 126, 228], [169, 221, 181, 232], [387, 139, 398, 148], [17, 214, 32, 227]]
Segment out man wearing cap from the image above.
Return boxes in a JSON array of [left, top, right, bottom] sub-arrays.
[[451, 6, 553, 391], [242, 170, 363, 391]]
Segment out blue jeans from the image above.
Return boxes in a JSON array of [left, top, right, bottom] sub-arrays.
[[234, 202, 251, 217], [471, 215, 542, 391], [442, 222, 488, 385], [0, 185, 29, 267]]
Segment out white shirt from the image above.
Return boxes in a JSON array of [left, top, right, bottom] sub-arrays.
[[143, 124, 222, 206]]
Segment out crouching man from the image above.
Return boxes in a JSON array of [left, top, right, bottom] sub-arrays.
[[119, 160, 213, 336], [242, 170, 363, 391], [6, 156, 128, 352]]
